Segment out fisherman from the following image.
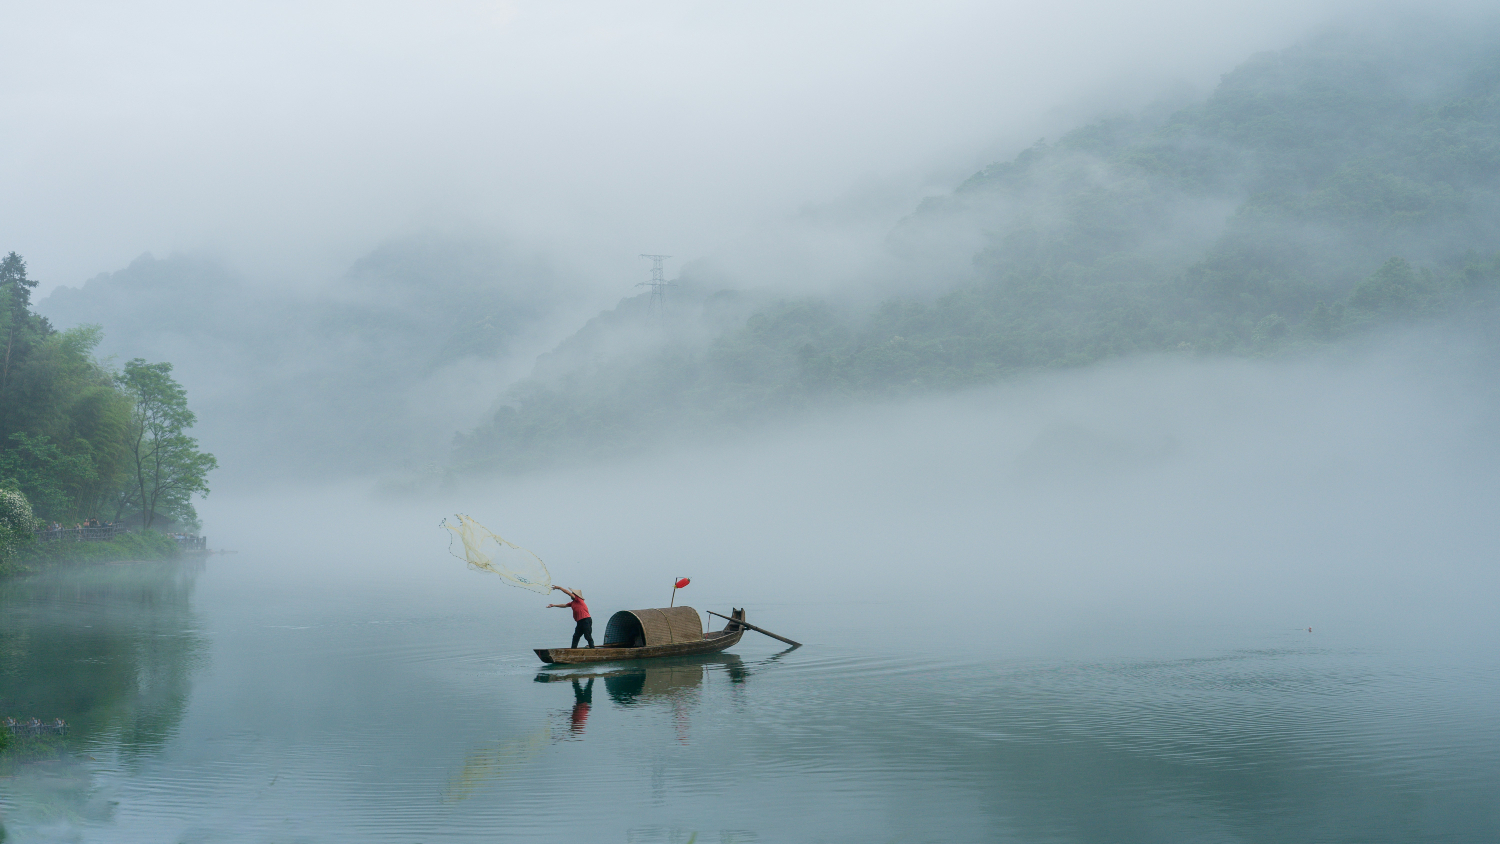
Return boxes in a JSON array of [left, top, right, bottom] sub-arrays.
[[547, 585, 594, 648]]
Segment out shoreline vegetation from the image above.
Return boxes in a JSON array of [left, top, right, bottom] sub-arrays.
[[2, 247, 217, 579], [0, 529, 184, 579]]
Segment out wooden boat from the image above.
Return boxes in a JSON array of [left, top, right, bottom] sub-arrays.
[[534, 606, 745, 665]]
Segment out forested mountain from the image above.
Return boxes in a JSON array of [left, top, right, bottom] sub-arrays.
[[25, 23, 1500, 488], [452, 24, 1500, 476]]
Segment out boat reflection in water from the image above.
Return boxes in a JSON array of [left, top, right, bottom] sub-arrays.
[[535, 652, 762, 742], [448, 650, 792, 802]]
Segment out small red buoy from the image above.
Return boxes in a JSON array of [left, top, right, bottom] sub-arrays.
[[676, 578, 691, 589]]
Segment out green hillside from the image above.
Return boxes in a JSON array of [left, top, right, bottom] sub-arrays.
[[453, 25, 1500, 475]]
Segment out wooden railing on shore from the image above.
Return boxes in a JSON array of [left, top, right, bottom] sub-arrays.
[[33, 524, 129, 543], [30, 526, 208, 550], [175, 534, 208, 550]]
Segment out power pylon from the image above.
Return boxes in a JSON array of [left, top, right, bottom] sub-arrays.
[[637, 254, 674, 315]]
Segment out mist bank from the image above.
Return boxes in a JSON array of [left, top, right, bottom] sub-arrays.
[[32, 18, 1500, 493], [452, 21, 1500, 479], [197, 315, 1499, 654], [38, 235, 593, 483]]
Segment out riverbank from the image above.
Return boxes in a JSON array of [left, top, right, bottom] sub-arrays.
[[1, 530, 182, 578]]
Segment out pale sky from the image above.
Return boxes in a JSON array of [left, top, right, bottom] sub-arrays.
[[5, 0, 1353, 294]]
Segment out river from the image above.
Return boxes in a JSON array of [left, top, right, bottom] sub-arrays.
[[4, 351, 1499, 842], [2, 550, 1497, 843]]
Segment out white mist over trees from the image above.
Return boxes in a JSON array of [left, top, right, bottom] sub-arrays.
[[451, 23, 1500, 476]]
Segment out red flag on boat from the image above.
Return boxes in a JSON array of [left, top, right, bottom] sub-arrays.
[[675, 578, 690, 588]]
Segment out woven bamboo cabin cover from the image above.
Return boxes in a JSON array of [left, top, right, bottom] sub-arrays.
[[602, 607, 704, 647]]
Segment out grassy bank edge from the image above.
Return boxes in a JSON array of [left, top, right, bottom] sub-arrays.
[[1, 530, 182, 578]]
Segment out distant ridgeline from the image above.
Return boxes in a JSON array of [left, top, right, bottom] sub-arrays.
[[37, 236, 564, 479], [453, 24, 1500, 475]]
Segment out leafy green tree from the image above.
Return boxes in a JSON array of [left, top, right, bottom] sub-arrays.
[[2, 252, 134, 525], [0, 325, 134, 522], [0, 432, 99, 520], [1, 251, 44, 394], [0, 252, 212, 550], [118, 359, 217, 529]]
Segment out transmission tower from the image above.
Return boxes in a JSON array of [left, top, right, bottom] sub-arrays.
[[637, 254, 674, 315]]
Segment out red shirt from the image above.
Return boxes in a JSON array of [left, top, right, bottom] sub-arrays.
[[568, 598, 590, 622]]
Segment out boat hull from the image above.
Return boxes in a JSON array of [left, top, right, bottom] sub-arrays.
[[534, 628, 744, 665]]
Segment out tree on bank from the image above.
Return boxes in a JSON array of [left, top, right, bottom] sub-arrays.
[[1, 251, 44, 394], [0, 431, 100, 519], [118, 359, 217, 529], [1, 252, 215, 533], [2, 322, 136, 518]]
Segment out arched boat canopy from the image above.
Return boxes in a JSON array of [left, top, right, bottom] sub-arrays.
[[602, 607, 704, 648]]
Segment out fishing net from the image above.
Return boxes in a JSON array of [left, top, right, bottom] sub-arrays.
[[441, 514, 552, 594]]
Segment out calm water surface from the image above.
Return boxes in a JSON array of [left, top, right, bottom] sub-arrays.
[[2, 556, 1497, 843]]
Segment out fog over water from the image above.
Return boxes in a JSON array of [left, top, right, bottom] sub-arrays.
[[5, 2, 1500, 841], [200, 321, 1500, 653], [5, 322, 1495, 841]]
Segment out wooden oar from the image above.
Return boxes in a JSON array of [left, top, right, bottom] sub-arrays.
[[707, 610, 802, 648]]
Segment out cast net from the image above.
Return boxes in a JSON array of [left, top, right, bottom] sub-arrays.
[[441, 514, 552, 594]]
